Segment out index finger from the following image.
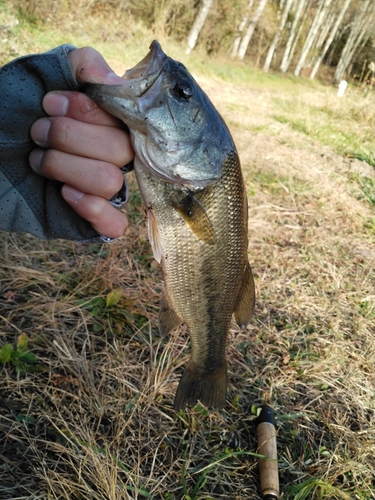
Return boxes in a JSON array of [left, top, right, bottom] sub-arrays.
[[42, 91, 122, 127]]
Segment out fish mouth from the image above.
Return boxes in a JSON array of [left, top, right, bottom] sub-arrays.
[[83, 40, 167, 103], [122, 40, 168, 107], [124, 40, 167, 82]]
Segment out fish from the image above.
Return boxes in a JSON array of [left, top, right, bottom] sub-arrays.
[[84, 40, 255, 410]]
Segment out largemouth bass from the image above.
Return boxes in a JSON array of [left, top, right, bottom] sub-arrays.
[[84, 41, 255, 409]]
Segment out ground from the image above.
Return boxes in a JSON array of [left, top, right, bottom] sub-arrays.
[[1, 29, 375, 500]]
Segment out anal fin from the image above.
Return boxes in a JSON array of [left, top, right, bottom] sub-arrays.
[[233, 261, 256, 329], [158, 294, 182, 336]]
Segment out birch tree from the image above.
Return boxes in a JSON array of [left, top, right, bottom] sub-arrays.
[[263, 0, 294, 72], [280, 0, 310, 73], [237, 0, 269, 61], [294, 0, 333, 77], [185, 0, 214, 55], [334, 0, 375, 83], [309, 7, 335, 60], [230, 0, 255, 59], [309, 0, 352, 80]]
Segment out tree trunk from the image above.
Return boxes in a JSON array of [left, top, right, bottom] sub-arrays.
[[309, 0, 352, 80], [294, 0, 333, 77], [280, 0, 310, 73], [309, 8, 335, 59], [230, 0, 255, 59], [185, 0, 214, 55], [237, 0, 269, 61], [334, 0, 374, 83], [263, 0, 294, 72]]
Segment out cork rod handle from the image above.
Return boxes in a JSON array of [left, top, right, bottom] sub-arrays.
[[256, 406, 279, 500]]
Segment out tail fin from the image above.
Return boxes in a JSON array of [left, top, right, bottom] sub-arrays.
[[173, 360, 227, 410]]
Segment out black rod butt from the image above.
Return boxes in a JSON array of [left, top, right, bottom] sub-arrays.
[[256, 404, 275, 426]]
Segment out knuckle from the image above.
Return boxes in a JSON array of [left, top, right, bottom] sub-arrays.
[[70, 91, 98, 116], [48, 117, 70, 149], [115, 131, 134, 166], [77, 46, 99, 61], [88, 197, 108, 219], [40, 149, 60, 177], [78, 163, 124, 200], [102, 166, 124, 197]]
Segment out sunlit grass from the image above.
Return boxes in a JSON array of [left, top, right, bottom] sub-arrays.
[[272, 92, 375, 167]]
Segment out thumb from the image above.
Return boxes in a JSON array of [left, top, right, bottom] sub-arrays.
[[68, 47, 125, 85]]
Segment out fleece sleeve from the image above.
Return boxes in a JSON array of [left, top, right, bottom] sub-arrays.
[[0, 44, 126, 242]]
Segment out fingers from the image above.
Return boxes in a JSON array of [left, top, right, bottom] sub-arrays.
[[61, 185, 128, 238], [30, 115, 133, 167], [29, 90, 134, 202], [28, 47, 134, 240], [42, 90, 120, 126], [29, 148, 124, 200]]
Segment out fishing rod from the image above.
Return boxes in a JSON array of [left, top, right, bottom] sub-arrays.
[[256, 405, 280, 500]]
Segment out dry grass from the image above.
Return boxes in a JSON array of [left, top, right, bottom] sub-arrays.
[[1, 4, 375, 499]]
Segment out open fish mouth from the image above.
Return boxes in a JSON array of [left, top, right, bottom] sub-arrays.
[[83, 41, 167, 103], [124, 40, 167, 82], [121, 40, 169, 108]]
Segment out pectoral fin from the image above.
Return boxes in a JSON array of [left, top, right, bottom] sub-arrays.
[[172, 193, 216, 245], [233, 262, 256, 329], [158, 294, 182, 336], [147, 209, 163, 263]]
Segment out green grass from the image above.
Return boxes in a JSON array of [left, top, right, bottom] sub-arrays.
[[349, 173, 375, 206], [272, 94, 375, 167]]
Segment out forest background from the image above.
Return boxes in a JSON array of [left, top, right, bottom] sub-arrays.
[[4, 0, 375, 85], [1, 1, 375, 500]]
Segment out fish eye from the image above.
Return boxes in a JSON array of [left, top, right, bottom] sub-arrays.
[[174, 81, 193, 101]]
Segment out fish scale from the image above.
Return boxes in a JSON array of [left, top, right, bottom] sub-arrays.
[[84, 40, 256, 409], [134, 149, 252, 409]]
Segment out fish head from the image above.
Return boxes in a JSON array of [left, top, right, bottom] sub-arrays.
[[84, 40, 233, 189]]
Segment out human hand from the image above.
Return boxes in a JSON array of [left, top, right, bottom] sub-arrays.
[[29, 47, 133, 239]]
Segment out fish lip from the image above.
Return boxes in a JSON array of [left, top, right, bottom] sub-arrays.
[[83, 41, 168, 106], [125, 40, 167, 81]]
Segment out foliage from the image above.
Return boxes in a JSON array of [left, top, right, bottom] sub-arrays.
[[0, 333, 38, 373], [7, 0, 375, 81]]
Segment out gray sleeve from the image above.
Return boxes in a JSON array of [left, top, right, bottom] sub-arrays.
[[0, 44, 112, 241]]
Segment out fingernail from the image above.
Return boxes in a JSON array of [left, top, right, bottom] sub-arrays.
[[62, 185, 84, 203], [43, 92, 69, 116], [29, 148, 45, 173], [106, 71, 126, 84], [31, 118, 51, 147]]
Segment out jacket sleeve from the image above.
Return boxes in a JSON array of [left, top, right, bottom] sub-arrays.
[[0, 44, 123, 242]]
